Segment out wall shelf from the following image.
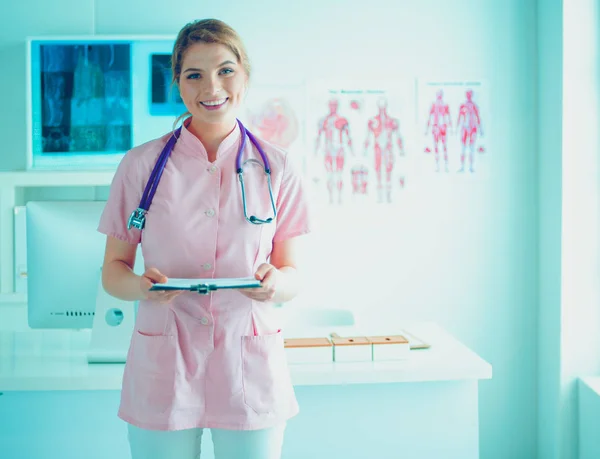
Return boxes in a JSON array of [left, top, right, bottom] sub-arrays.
[[0, 170, 115, 187]]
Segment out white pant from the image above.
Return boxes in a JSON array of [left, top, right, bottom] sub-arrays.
[[127, 423, 286, 459]]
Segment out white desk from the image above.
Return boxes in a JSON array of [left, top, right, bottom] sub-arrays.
[[0, 322, 491, 459]]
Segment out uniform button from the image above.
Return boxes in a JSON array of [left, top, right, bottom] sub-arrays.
[[205, 208, 215, 217], [203, 263, 212, 270], [208, 165, 218, 174], [200, 317, 209, 325]]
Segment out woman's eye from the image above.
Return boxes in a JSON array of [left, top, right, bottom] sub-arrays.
[[187, 73, 200, 80], [220, 68, 233, 75]]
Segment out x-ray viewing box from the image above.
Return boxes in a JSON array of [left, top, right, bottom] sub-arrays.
[[26, 35, 184, 171]]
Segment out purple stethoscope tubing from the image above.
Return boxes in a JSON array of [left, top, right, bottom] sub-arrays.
[[127, 119, 277, 230]]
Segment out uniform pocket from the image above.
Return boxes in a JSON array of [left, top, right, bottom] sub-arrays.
[[128, 331, 177, 414], [132, 331, 176, 374], [241, 330, 293, 415]]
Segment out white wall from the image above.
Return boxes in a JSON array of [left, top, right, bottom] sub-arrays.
[[560, 0, 600, 457], [0, 1, 539, 458]]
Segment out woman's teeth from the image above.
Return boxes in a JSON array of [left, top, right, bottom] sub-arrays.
[[201, 98, 227, 107]]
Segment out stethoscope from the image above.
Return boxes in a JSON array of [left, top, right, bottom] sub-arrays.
[[127, 119, 277, 231]]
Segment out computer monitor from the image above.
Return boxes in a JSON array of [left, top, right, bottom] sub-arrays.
[[26, 200, 143, 330]]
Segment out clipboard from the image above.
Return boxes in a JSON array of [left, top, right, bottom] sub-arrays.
[[150, 277, 261, 295]]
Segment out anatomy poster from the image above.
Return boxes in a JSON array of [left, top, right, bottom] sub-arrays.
[[307, 80, 414, 207], [417, 80, 489, 179], [239, 85, 305, 170]]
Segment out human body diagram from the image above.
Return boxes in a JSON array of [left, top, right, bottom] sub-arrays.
[[363, 98, 405, 203], [246, 97, 299, 149], [314, 99, 354, 204], [456, 89, 484, 173], [423, 87, 486, 174], [424, 90, 452, 172]]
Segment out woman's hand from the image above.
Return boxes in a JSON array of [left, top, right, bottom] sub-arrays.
[[238, 263, 278, 302], [139, 267, 182, 303]]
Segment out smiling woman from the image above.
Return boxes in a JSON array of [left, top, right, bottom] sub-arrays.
[[170, 20, 252, 160], [97, 18, 312, 459], [176, 42, 248, 160]]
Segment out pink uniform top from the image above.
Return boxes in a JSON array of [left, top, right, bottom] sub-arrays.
[[98, 121, 312, 431]]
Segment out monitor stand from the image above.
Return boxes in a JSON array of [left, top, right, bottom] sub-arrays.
[[87, 269, 134, 364]]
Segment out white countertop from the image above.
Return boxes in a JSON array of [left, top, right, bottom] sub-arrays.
[[0, 321, 491, 391]]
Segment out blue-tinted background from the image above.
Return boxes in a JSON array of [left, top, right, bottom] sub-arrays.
[[1, 0, 600, 458]]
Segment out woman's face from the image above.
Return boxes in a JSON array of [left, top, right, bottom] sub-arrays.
[[178, 42, 247, 128]]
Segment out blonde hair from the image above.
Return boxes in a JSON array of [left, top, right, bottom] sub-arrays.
[[171, 19, 251, 128]]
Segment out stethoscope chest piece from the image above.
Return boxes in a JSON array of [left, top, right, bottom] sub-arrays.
[[127, 208, 147, 230]]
